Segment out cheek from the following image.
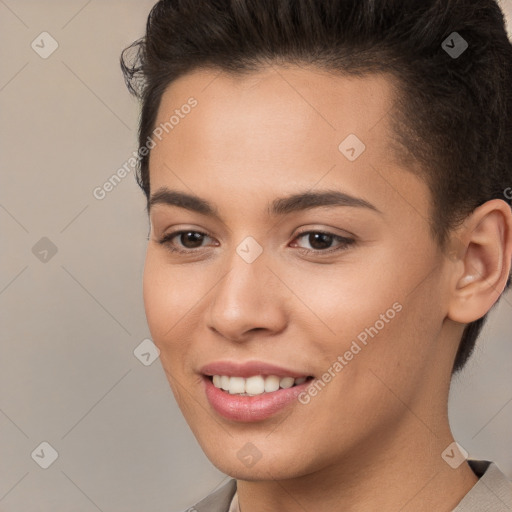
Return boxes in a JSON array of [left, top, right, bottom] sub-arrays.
[[283, 258, 400, 340], [289, 250, 437, 382], [142, 249, 198, 343]]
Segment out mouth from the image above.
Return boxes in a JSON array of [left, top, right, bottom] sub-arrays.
[[205, 374, 315, 396], [202, 373, 316, 422]]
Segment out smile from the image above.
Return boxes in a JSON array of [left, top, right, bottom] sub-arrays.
[[202, 375, 315, 422], [210, 374, 313, 396]]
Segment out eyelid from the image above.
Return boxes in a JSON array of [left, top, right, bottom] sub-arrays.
[[292, 225, 356, 241]]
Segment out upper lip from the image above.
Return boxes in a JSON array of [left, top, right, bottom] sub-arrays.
[[199, 360, 312, 378]]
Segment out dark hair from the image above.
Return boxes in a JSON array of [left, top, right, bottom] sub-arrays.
[[120, 0, 512, 373]]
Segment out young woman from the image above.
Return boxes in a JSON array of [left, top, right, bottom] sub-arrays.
[[120, 1, 512, 510]]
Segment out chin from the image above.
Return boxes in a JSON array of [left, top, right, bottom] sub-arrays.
[[215, 460, 306, 482], [200, 441, 310, 481]]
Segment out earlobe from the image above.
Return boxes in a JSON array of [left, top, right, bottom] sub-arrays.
[[447, 199, 512, 324]]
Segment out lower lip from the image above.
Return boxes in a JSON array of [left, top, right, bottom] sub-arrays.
[[202, 375, 313, 422]]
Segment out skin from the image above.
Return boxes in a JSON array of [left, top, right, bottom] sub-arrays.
[[142, 65, 512, 511]]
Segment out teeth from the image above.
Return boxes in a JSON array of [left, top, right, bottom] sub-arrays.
[[246, 375, 265, 395], [280, 377, 295, 389], [264, 375, 280, 393], [228, 377, 245, 394], [220, 375, 230, 391], [211, 375, 310, 396]]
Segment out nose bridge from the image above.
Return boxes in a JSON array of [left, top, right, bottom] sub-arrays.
[[206, 242, 286, 340]]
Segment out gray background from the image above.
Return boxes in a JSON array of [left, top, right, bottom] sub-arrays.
[[1, 1, 511, 511]]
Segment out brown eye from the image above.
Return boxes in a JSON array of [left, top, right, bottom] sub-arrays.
[[158, 230, 215, 253], [293, 230, 355, 253], [306, 232, 334, 250], [178, 231, 206, 248]]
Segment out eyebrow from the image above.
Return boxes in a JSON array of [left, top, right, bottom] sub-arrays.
[[148, 187, 380, 219]]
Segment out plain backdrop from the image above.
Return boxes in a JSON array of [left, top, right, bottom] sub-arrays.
[[1, 1, 511, 511]]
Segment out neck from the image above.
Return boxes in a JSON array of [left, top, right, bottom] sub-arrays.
[[236, 415, 478, 512]]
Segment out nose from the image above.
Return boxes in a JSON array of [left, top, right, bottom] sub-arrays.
[[206, 251, 288, 342]]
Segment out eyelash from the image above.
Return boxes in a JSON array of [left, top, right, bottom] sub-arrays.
[[157, 229, 355, 256]]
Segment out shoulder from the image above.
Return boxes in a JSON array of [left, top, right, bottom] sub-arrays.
[[179, 478, 237, 512], [453, 460, 512, 512]]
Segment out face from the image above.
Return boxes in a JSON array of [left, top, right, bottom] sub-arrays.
[[143, 65, 455, 480]]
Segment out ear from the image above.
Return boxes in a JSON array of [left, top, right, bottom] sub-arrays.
[[447, 199, 512, 324]]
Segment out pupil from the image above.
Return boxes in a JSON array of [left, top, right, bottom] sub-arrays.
[[309, 233, 332, 250], [181, 232, 203, 248]]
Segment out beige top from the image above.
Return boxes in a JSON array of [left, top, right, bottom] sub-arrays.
[[228, 491, 239, 512], [188, 460, 511, 512]]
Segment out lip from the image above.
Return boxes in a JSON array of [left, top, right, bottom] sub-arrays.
[[202, 375, 313, 422], [199, 360, 312, 379]]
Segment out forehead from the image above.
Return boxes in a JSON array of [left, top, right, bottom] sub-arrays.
[[148, 65, 430, 225], [152, 65, 398, 168]]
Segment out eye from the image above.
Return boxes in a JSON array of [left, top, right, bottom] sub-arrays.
[[291, 230, 355, 254], [158, 230, 216, 253], [157, 229, 355, 256]]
